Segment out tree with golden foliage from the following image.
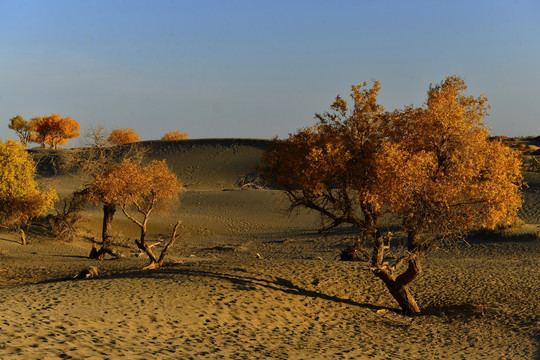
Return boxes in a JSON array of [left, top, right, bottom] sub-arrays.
[[60, 140, 147, 258], [107, 128, 141, 145], [30, 114, 80, 149], [260, 77, 522, 315], [8, 115, 34, 147], [0, 140, 58, 244], [87, 159, 182, 268], [161, 130, 189, 140]]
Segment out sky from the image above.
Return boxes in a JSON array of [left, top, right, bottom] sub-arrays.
[[1, 0, 539, 143]]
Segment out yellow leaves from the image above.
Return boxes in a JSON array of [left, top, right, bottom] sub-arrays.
[[107, 128, 141, 145], [331, 96, 347, 113], [161, 130, 189, 141], [0, 140, 57, 226]]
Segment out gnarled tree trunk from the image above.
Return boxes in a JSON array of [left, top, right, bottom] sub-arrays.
[[370, 230, 422, 316], [89, 202, 122, 259], [372, 260, 421, 316], [19, 226, 27, 245], [135, 224, 159, 265], [141, 221, 182, 269]]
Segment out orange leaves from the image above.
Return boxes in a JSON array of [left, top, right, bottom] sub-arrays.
[[30, 114, 80, 149], [261, 76, 523, 240], [161, 131, 189, 141], [107, 128, 141, 145], [8, 113, 80, 148], [87, 159, 182, 212]]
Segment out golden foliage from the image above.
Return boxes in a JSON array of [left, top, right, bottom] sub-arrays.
[[87, 159, 181, 213], [261, 76, 523, 241], [261, 80, 389, 231], [260, 76, 523, 315], [161, 130, 189, 141], [107, 128, 141, 145], [87, 158, 182, 265], [30, 114, 80, 149], [0, 140, 57, 227], [8, 115, 33, 147]]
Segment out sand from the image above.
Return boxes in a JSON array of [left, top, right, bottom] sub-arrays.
[[1, 139, 539, 359]]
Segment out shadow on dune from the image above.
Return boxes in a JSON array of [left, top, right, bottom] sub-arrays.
[[143, 266, 399, 314], [0, 237, 21, 245], [39, 264, 398, 314], [421, 303, 490, 319], [49, 254, 97, 260]]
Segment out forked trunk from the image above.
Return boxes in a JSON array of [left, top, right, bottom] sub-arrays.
[[141, 220, 182, 270], [135, 226, 159, 265], [374, 265, 421, 316], [370, 230, 422, 316]]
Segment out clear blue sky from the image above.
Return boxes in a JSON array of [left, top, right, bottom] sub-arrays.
[[1, 0, 539, 142]]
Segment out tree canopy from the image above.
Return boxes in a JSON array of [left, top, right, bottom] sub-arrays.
[[161, 130, 189, 140], [260, 76, 522, 315], [107, 128, 141, 145], [8, 115, 33, 147], [30, 114, 80, 149], [0, 140, 58, 244]]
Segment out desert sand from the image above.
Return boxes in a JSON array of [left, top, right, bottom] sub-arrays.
[[0, 139, 539, 359]]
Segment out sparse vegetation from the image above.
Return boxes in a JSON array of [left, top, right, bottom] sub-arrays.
[[81, 124, 110, 148], [46, 190, 87, 242]]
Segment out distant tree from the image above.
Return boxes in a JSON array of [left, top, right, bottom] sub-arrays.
[[260, 77, 522, 315], [8, 115, 34, 147], [161, 130, 189, 140], [81, 124, 110, 149], [87, 159, 182, 268], [30, 114, 80, 149], [107, 128, 140, 145], [0, 140, 57, 244]]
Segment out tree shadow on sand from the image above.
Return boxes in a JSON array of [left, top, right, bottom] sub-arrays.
[[147, 267, 399, 314], [0, 236, 22, 245], [39, 264, 399, 314]]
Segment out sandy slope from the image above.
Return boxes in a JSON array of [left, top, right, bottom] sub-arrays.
[[0, 139, 538, 359]]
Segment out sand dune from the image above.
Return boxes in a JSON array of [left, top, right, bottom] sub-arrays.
[[1, 139, 538, 359]]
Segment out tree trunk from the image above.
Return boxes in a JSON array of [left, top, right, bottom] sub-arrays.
[[19, 227, 27, 245], [89, 203, 122, 259], [101, 202, 115, 246], [135, 225, 159, 265], [370, 230, 422, 316], [143, 220, 182, 270], [374, 264, 421, 316]]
